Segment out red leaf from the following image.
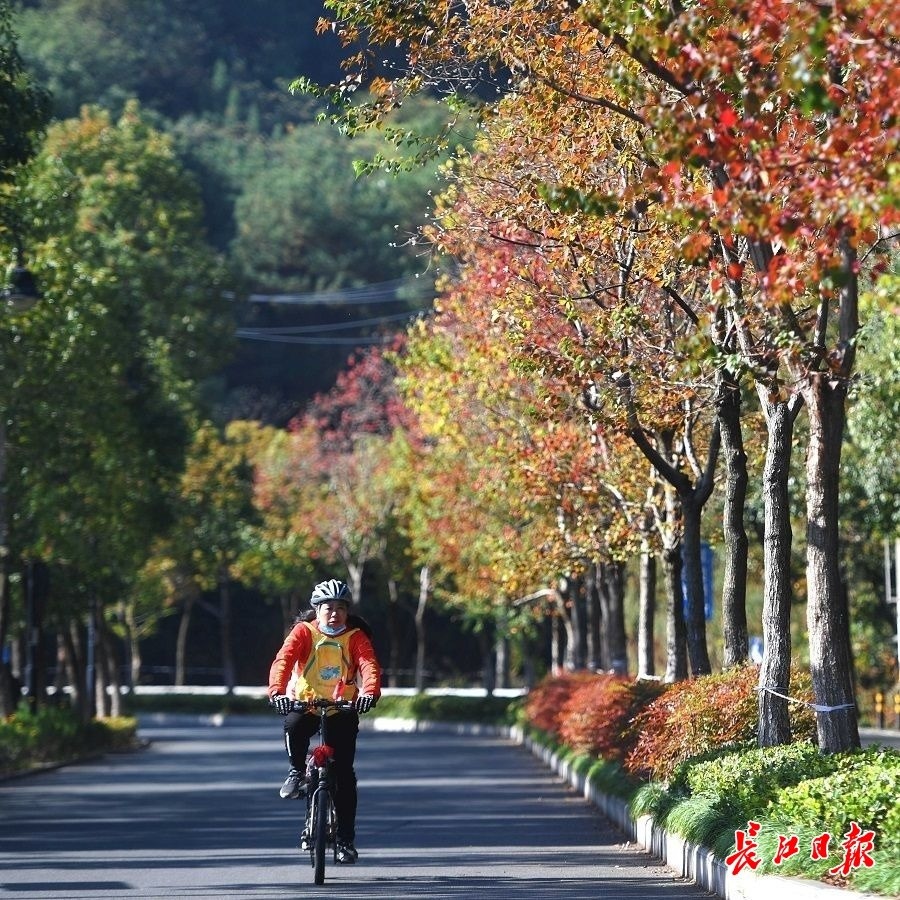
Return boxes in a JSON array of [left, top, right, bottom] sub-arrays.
[[719, 106, 739, 129]]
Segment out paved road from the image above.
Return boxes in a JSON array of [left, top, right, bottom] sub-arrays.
[[860, 727, 900, 750], [0, 717, 714, 899]]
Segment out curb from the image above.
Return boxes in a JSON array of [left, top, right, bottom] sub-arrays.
[[505, 725, 878, 900]]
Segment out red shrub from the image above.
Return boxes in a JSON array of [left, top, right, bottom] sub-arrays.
[[524, 671, 598, 738], [622, 663, 811, 780], [559, 675, 666, 761]]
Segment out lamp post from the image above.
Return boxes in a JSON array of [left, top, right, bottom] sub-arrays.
[[2, 249, 42, 313], [0, 249, 41, 711]]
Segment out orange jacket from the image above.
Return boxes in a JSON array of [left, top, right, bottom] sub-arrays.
[[268, 621, 382, 701]]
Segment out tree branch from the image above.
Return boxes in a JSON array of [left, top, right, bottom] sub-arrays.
[[663, 284, 700, 326], [626, 417, 691, 494]]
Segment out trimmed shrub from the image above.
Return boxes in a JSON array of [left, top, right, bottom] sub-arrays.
[[624, 664, 816, 780], [771, 748, 900, 857], [683, 741, 840, 823], [0, 704, 138, 776], [523, 671, 598, 738], [558, 674, 666, 761], [374, 693, 515, 723]]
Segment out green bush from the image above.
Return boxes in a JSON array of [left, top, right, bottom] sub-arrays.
[[519, 668, 900, 895], [586, 756, 637, 800], [0, 704, 138, 777], [771, 748, 900, 856], [684, 741, 839, 821], [124, 692, 265, 715], [373, 693, 515, 723]]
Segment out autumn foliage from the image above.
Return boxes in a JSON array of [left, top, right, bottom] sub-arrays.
[[624, 665, 816, 780], [523, 671, 599, 738], [522, 665, 818, 781], [558, 675, 666, 762]]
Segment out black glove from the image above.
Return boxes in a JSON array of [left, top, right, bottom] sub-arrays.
[[271, 694, 292, 715], [355, 694, 376, 714]]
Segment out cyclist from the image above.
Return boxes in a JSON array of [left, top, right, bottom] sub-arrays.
[[268, 578, 382, 864]]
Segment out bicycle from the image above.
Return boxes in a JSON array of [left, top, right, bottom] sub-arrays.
[[275, 697, 356, 885]]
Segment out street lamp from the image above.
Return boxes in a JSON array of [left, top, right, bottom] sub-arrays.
[[1, 250, 42, 314]]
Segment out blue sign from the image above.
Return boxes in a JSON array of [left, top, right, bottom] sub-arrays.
[[682, 542, 714, 621]]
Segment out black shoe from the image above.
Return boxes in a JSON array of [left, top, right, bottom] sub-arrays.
[[279, 768, 303, 799], [299, 828, 311, 851], [335, 840, 358, 864]]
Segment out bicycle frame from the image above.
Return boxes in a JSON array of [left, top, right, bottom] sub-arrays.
[[289, 698, 355, 884]]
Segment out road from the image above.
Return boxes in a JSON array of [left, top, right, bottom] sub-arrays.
[[860, 727, 900, 750], [0, 716, 714, 899]]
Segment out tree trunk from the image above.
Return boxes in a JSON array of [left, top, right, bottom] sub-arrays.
[[62, 626, 84, 718], [629, 423, 718, 679], [638, 534, 656, 678], [220, 578, 235, 694], [520, 632, 537, 689], [345, 561, 364, 610], [663, 544, 688, 682], [480, 618, 496, 695], [757, 400, 797, 746], [175, 594, 195, 687], [0, 570, 14, 716], [550, 605, 564, 674], [558, 575, 582, 670], [386, 577, 401, 688], [494, 631, 509, 689], [802, 374, 860, 751], [601, 561, 628, 675], [681, 495, 712, 676], [124, 601, 141, 688], [0, 418, 17, 717], [100, 622, 122, 717], [94, 619, 117, 718], [414, 565, 429, 692], [717, 368, 749, 668], [93, 614, 108, 718], [85, 601, 97, 721], [584, 563, 601, 670]]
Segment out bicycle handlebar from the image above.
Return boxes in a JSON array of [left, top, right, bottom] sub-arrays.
[[271, 697, 357, 715]]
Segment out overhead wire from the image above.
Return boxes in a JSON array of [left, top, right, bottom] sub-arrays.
[[232, 275, 435, 345], [238, 275, 434, 307], [237, 310, 422, 337]]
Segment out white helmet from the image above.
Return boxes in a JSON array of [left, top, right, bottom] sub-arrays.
[[310, 579, 352, 607]]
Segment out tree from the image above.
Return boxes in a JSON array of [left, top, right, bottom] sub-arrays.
[[0, 0, 49, 716], [315, 0, 899, 751], [15, 0, 343, 124], [230, 107, 444, 293], [0, 0, 48, 180], [2, 102, 230, 714], [236, 425, 319, 634]]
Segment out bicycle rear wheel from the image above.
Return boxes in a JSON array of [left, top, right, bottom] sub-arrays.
[[313, 787, 329, 884]]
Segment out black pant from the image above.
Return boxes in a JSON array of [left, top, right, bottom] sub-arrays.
[[283, 710, 360, 841]]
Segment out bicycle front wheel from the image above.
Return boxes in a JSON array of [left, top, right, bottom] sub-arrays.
[[313, 788, 329, 884]]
